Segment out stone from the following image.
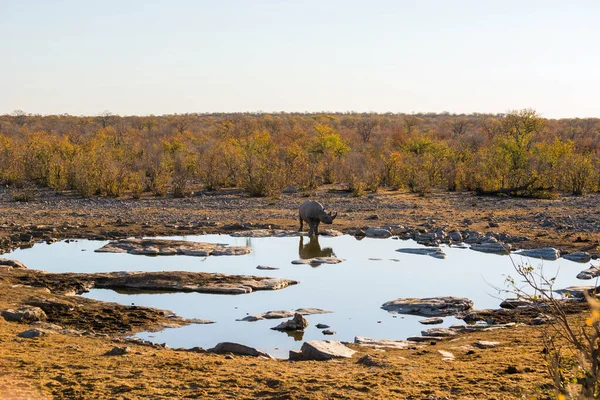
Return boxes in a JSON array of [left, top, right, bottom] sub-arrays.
[[256, 265, 279, 270], [288, 350, 304, 361], [554, 286, 599, 299], [271, 313, 309, 331], [2, 306, 47, 323], [499, 298, 535, 309], [316, 323, 330, 329], [18, 328, 52, 338], [381, 296, 473, 317], [515, 248, 560, 260], [421, 328, 458, 337], [356, 354, 390, 368], [438, 350, 455, 360], [237, 308, 331, 322], [0, 258, 27, 269], [105, 346, 131, 356], [563, 251, 592, 263], [396, 248, 446, 259], [296, 340, 356, 361], [448, 230, 463, 242], [577, 265, 600, 280], [95, 238, 251, 257], [291, 257, 345, 266], [474, 341, 500, 349], [470, 242, 511, 254], [319, 229, 343, 237], [419, 318, 444, 325], [354, 336, 416, 350], [322, 329, 335, 335], [208, 342, 272, 358], [365, 228, 392, 238], [531, 313, 554, 325]]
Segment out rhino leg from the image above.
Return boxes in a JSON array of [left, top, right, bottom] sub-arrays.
[[299, 215, 304, 232], [313, 220, 320, 236]]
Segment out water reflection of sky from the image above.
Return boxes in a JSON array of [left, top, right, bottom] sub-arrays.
[[4, 235, 588, 358]]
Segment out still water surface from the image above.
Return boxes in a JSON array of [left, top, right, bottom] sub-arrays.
[[4, 235, 587, 357]]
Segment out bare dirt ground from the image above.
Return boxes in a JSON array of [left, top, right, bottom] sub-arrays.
[[0, 187, 599, 399]]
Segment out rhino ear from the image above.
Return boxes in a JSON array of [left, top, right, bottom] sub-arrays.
[[331, 211, 338, 218]]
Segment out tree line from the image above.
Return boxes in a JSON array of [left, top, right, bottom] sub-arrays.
[[1, 109, 599, 198]]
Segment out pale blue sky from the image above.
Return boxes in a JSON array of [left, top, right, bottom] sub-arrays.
[[1, 0, 599, 117]]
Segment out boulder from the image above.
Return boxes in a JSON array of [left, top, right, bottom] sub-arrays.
[[0, 258, 27, 269], [563, 252, 592, 263], [2, 306, 47, 323], [470, 242, 511, 254], [322, 329, 336, 335], [95, 239, 251, 257], [419, 318, 444, 325], [354, 336, 416, 349], [381, 296, 473, 316], [515, 248, 560, 260], [365, 228, 392, 238], [448, 230, 463, 242], [291, 257, 345, 266], [396, 248, 446, 259], [208, 342, 272, 358], [316, 323, 330, 329], [356, 354, 390, 368], [271, 313, 309, 331], [577, 265, 600, 280], [292, 340, 356, 361]]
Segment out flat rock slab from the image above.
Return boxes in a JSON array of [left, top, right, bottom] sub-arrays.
[[419, 318, 444, 325], [407, 336, 444, 342], [438, 350, 455, 361], [354, 336, 417, 349], [563, 251, 592, 263], [470, 242, 511, 254], [293, 340, 356, 361], [500, 298, 535, 309], [237, 308, 331, 322], [208, 342, 272, 358], [554, 286, 599, 298], [256, 265, 279, 270], [18, 270, 297, 296], [231, 229, 302, 238], [421, 328, 458, 337], [93, 271, 296, 294], [381, 296, 473, 317], [291, 257, 345, 266], [577, 265, 600, 280], [475, 341, 500, 349], [396, 248, 446, 259], [515, 247, 560, 260], [0, 258, 28, 269], [95, 239, 251, 257]]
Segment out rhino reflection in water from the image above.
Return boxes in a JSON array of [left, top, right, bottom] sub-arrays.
[[298, 236, 336, 259]]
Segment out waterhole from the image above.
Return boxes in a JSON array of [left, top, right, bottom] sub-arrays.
[[4, 235, 586, 358]]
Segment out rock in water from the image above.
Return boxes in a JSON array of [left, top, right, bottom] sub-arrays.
[[470, 242, 511, 254], [577, 265, 600, 280], [396, 248, 446, 259], [563, 252, 592, 263], [381, 296, 473, 316], [365, 228, 392, 238], [271, 313, 309, 331], [95, 238, 251, 257], [293, 340, 356, 361], [515, 248, 560, 260], [208, 342, 272, 358], [419, 318, 444, 325]]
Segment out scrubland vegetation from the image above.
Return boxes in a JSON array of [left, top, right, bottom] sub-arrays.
[[1, 109, 599, 198]]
